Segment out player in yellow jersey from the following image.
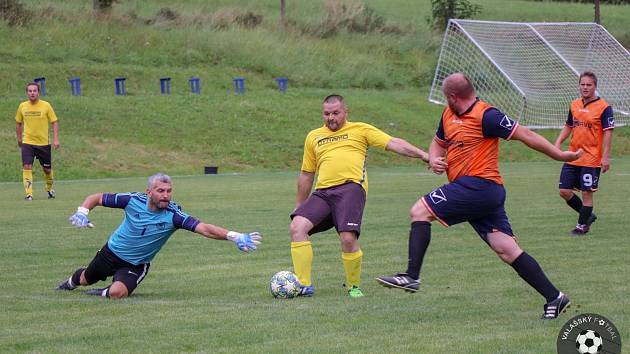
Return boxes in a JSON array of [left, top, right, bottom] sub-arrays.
[[15, 82, 59, 200], [289, 94, 429, 297]]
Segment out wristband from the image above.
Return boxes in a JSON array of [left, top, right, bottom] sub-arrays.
[[226, 231, 239, 241], [77, 206, 90, 215]]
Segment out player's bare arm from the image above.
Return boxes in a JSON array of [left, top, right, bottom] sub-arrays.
[[52, 121, 60, 149], [386, 137, 429, 162], [295, 171, 315, 208], [601, 129, 613, 173], [511, 125, 583, 162], [554, 125, 572, 149], [428, 138, 448, 174], [16, 122, 23, 147]]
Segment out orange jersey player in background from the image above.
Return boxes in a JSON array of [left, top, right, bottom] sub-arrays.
[[555, 71, 614, 236]]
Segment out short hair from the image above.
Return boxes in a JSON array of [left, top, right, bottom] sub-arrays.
[[147, 172, 172, 189], [25, 82, 40, 92], [579, 71, 598, 86], [443, 73, 475, 98], [323, 94, 345, 105]]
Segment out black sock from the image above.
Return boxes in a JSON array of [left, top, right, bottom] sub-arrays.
[[405, 221, 431, 280], [71, 267, 85, 287], [566, 194, 583, 213], [578, 206, 593, 225], [510, 252, 559, 302]]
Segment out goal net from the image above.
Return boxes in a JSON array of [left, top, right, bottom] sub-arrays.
[[428, 19, 630, 128]]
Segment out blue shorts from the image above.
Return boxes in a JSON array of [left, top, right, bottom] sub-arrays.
[[420, 176, 514, 241], [559, 163, 601, 192]]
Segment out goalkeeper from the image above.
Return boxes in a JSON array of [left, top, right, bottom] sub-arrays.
[[56, 172, 262, 298]]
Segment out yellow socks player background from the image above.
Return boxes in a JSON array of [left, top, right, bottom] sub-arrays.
[[342, 249, 363, 288], [23, 169, 33, 197], [291, 241, 313, 287]]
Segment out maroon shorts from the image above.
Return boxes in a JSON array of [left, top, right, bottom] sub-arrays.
[[291, 182, 366, 237], [21, 144, 52, 168]]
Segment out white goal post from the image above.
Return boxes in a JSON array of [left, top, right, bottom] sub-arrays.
[[428, 19, 630, 128]]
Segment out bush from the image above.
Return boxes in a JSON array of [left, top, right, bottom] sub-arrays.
[[428, 0, 482, 31], [0, 0, 31, 26], [310, 0, 404, 38], [211, 7, 263, 30]]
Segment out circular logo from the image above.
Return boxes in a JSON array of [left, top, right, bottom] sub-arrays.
[[557, 313, 622, 354]]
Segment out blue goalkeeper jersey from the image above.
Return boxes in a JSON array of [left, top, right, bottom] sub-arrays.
[[103, 193, 200, 265]]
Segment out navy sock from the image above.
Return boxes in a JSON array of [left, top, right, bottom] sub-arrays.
[[510, 252, 559, 302], [578, 206, 593, 225], [405, 221, 431, 280], [71, 267, 85, 287], [566, 194, 582, 213]]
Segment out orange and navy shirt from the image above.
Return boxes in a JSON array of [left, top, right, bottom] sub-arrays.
[[435, 99, 518, 185], [566, 97, 614, 167]]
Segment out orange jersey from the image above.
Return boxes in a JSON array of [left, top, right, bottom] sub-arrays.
[[567, 97, 614, 167], [435, 100, 518, 185]]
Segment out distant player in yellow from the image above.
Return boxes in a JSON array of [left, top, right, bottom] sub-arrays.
[[289, 94, 429, 297], [15, 82, 59, 200]]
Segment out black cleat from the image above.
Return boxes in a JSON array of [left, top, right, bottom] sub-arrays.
[[570, 224, 590, 236], [25, 195, 33, 201], [55, 279, 76, 291], [47, 190, 56, 199], [542, 292, 571, 320], [376, 273, 420, 293], [84, 288, 108, 297]]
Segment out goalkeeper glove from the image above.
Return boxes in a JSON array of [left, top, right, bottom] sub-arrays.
[[69, 207, 94, 229], [226, 231, 262, 252]]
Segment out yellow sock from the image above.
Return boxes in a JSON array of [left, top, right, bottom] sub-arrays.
[[45, 170, 54, 192], [23, 169, 33, 196], [291, 241, 313, 286], [342, 249, 363, 288]]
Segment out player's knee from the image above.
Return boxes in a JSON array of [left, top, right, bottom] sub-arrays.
[[289, 218, 310, 241], [409, 201, 430, 221], [559, 189, 573, 200], [23, 164, 33, 170], [108, 282, 129, 299]]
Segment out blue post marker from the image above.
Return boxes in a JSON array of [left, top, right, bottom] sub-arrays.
[[34, 77, 46, 96], [69, 77, 81, 96], [115, 77, 126, 96], [233, 77, 245, 95], [275, 77, 288, 93], [160, 77, 171, 95], [189, 77, 200, 95]]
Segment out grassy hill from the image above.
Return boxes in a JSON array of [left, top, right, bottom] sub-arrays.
[[1, 0, 629, 181]]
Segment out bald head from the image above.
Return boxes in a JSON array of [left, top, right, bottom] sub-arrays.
[[442, 73, 476, 99]]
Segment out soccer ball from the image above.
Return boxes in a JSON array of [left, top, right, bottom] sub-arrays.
[[576, 330, 603, 354], [269, 271, 301, 299]]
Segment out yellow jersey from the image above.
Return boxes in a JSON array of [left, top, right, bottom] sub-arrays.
[[15, 99, 58, 146], [301, 121, 392, 192]]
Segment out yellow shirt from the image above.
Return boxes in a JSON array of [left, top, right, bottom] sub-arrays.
[[301, 121, 392, 192], [15, 100, 58, 146]]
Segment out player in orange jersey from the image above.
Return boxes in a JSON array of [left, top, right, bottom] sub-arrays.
[[377, 73, 582, 320], [555, 71, 614, 236]]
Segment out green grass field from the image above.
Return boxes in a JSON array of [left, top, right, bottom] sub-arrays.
[[1, 160, 628, 353]]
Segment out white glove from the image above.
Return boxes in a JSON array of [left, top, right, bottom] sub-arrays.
[[69, 207, 94, 229], [227, 231, 262, 252]]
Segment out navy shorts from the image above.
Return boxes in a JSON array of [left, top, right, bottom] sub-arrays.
[[84, 244, 150, 295], [559, 163, 601, 192], [21, 144, 52, 168], [420, 176, 514, 241], [291, 182, 366, 237]]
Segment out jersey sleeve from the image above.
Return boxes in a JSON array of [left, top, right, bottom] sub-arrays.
[[362, 123, 392, 150], [46, 102, 59, 123], [172, 210, 201, 232], [566, 109, 574, 127], [434, 117, 446, 145], [481, 108, 518, 140], [300, 133, 317, 173], [101, 193, 133, 209], [601, 106, 615, 130], [15, 103, 24, 123]]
